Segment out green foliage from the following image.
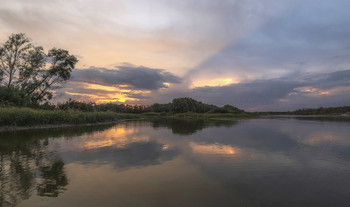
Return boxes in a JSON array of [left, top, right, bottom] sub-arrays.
[[95, 102, 147, 113], [58, 98, 246, 115], [147, 103, 172, 112], [58, 99, 95, 112], [0, 86, 29, 106], [0, 33, 78, 105], [147, 97, 245, 114], [223, 104, 245, 113], [0, 97, 246, 127], [0, 107, 139, 126], [208, 108, 229, 113], [293, 106, 350, 115]]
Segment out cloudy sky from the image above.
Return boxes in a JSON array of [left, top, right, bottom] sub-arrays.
[[1, 0, 350, 111]]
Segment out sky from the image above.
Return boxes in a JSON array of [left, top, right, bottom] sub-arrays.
[[1, 0, 350, 111]]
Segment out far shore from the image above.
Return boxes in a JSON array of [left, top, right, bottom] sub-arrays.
[[262, 114, 350, 118]]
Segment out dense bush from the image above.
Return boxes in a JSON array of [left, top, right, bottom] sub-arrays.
[[0, 86, 29, 107], [95, 103, 147, 113], [58, 99, 95, 112], [147, 98, 245, 114]]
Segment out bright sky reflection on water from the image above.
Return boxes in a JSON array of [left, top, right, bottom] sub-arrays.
[[1, 118, 350, 207]]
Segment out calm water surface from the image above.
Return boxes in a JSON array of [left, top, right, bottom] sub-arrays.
[[1, 118, 350, 207]]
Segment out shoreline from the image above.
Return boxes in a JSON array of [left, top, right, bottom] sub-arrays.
[[0, 114, 252, 132], [0, 119, 138, 132], [2, 114, 349, 133]]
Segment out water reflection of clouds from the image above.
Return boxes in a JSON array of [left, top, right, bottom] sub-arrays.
[[82, 134, 149, 149], [52, 125, 147, 151], [279, 120, 350, 147], [190, 142, 238, 155], [175, 120, 350, 206], [5, 119, 350, 207], [62, 141, 179, 169], [304, 132, 344, 146]]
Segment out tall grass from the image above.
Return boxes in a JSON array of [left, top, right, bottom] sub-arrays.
[[0, 107, 140, 126], [0, 107, 255, 127]]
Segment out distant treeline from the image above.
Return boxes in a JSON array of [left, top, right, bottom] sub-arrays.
[[292, 106, 350, 115], [57, 97, 245, 114], [0, 95, 245, 114], [258, 106, 350, 115], [3, 87, 349, 115]]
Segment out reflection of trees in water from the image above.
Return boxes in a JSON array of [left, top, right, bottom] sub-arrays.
[[151, 118, 238, 135], [0, 124, 114, 143], [0, 153, 35, 207], [0, 124, 121, 207], [0, 138, 68, 206], [37, 160, 68, 197]]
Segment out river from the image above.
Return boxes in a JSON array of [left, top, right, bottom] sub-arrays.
[[1, 118, 350, 207]]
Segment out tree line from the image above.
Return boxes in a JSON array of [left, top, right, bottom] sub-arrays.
[[291, 106, 350, 115], [256, 106, 350, 115], [53, 97, 245, 114]]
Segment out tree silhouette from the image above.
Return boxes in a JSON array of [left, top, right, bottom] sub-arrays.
[[0, 33, 78, 105]]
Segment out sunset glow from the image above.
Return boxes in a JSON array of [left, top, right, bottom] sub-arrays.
[[190, 78, 239, 89], [1, 0, 350, 110]]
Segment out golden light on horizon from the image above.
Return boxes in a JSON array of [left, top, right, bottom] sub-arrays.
[[190, 78, 239, 89], [65, 82, 152, 104], [65, 91, 132, 103], [85, 83, 121, 92]]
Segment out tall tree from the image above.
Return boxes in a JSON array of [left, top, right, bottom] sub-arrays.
[[0, 33, 34, 88], [0, 33, 78, 104]]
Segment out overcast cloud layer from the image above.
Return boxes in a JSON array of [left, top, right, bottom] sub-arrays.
[[1, 0, 350, 110]]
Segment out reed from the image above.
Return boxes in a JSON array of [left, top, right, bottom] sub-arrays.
[[0, 107, 140, 126]]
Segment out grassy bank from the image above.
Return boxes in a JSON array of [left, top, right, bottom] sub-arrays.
[[0, 107, 254, 129], [0, 107, 140, 126]]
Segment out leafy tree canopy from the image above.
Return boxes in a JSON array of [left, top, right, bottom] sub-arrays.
[[0, 33, 78, 106]]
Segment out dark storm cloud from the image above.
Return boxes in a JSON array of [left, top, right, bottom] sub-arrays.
[[71, 65, 182, 90]]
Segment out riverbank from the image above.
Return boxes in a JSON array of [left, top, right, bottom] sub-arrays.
[[263, 114, 350, 122], [0, 107, 141, 128], [0, 107, 254, 132], [0, 120, 138, 132]]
